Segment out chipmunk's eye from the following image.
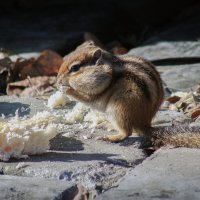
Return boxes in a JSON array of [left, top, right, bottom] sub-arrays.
[[69, 63, 81, 73]]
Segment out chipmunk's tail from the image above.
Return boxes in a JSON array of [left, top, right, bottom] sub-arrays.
[[150, 126, 200, 148]]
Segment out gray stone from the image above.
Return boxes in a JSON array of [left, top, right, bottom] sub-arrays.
[[161, 64, 200, 91], [190, 118, 200, 127], [0, 175, 77, 200], [97, 148, 200, 200], [152, 110, 189, 126], [0, 95, 146, 195], [127, 6, 200, 92], [0, 94, 199, 198], [128, 41, 200, 91], [0, 96, 48, 117], [128, 41, 200, 60], [0, 134, 146, 192]]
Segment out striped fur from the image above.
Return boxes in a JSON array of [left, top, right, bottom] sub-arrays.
[[57, 42, 200, 146]]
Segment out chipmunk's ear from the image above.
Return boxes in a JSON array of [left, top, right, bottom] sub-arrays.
[[92, 49, 102, 65]]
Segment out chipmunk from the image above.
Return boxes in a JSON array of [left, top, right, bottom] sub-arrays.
[[57, 41, 200, 148]]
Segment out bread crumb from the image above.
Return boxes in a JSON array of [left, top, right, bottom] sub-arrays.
[[0, 111, 58, 161], [47, 91, 107, 126], [47, 91, 70, 109], [0, 94, 109, 161], [84, 110, 106, 126], [65, 103, 88, 124]]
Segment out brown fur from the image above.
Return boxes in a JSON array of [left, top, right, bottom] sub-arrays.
[[57, 42, 200, 147]]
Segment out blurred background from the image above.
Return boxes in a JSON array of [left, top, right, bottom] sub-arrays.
[[0, 0, 200, 54], [0, 0, 200, 97]]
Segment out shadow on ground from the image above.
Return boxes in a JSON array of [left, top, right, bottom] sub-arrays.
[[50, 135, 84, 151], [6, 152, 118, 163], [0, 102, 30, 117]]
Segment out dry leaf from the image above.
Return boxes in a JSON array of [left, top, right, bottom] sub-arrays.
[[12, 58, 37, 80], [166, 96, 181, 104], [34, 50, 63, 76], [11, 50, 63, 80], [165, 86, 200, 120], [7, 76, 56, 97], [191, 108, 200, 119]]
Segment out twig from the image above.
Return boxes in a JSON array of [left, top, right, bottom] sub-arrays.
[[27, 76, 42, 96]]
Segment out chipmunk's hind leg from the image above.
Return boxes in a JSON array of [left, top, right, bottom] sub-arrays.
[[100, 129, 132, 142], [99, 108, 133, 142]]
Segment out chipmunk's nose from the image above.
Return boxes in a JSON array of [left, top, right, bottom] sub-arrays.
[[56, 76, 70, 92]]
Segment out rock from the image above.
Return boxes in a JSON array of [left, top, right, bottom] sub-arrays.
[[97, 148, 200, 200], [152, 110, 190, 126], [0, 135, 146, 192], [0, 96, 48, 117], [128, 42, 200, 91], [128, 41, 200, 60], [0, 92, 199, 199], [0, 95, 146, 195], [127, 3, 200, 92], [0, 175, 77, 200], [161, 64, 200, 91]]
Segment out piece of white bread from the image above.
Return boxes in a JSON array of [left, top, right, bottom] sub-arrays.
[[0, 92, 109, 161], [64, 102, 88, 124], [84, 110, 106, 126], [0, 112, 58, 161], [47, 91, 70, 109], [47, 91, 107, 124]]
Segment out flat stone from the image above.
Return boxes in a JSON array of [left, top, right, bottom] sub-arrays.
[[161, 64, 200, 91], [0, 96, 48, 117], [0, 134, 146, 192], [152, 110, 189, 126], [97, 148, 200, 200], [0, 95, 197, 198], [0, 95, 146, 194], [128, 41, 200, 91], [0, 175, 77, 200], [128, 41, 200, 60]]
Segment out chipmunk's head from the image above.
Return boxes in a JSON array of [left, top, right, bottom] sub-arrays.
[[57, 42, 113, 98]]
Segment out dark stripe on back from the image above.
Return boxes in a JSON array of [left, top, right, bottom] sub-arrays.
[[117, 57, 161, 90], [133, 61, 163, 97], [114, 70, 151, 100], [134, 62, 158, 84], [122, 58, 163, 99], [143, 60, 164, 98], [144, 60, 162, 82]]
